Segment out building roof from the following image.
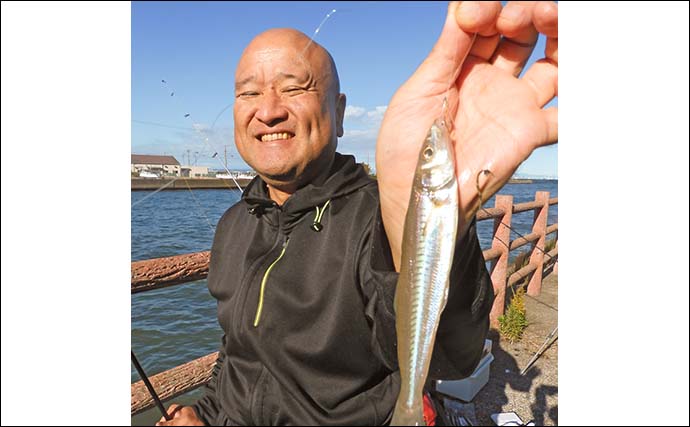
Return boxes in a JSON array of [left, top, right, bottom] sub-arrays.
[[131, 154, 180, 166]]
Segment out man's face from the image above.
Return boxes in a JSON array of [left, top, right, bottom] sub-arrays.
[[233, 31, 345, 187]]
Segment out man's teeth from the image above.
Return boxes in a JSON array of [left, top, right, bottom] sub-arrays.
[[261, 133, 290, 142]]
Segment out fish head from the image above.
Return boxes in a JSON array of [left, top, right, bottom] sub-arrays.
[[417, 118, 456, 190]]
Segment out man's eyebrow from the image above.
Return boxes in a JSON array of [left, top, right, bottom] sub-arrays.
[[235, 76, 255, 89], [275, 72, 302, 81]]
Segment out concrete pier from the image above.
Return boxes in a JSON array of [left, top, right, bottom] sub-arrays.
[[131, 177, 252, 191]]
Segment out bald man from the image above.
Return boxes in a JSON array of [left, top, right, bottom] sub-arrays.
[[157, 2, 558, 425]]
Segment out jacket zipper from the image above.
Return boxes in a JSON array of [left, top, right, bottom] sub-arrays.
[[253, 236, 289, 327]]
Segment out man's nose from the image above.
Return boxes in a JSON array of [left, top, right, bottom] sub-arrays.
[[255, 92, 288, 126]]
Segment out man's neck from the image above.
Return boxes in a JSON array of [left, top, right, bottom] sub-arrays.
[[267, 185, 293, 206], [263, 152, 338, 206]]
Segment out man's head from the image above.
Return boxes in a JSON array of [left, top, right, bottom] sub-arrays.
[[234, 28, 346, 195]]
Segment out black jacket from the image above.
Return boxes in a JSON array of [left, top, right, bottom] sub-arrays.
[[192, 153, 494, 426]]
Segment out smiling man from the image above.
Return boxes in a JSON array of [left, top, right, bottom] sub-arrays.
[[157, 2, 558, 425], [232, 29, 345, 203]]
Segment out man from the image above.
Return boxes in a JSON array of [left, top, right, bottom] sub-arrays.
[[157, 1, 558, 425]]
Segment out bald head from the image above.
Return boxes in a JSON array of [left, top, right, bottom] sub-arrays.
[[236, 28, 340, 96]]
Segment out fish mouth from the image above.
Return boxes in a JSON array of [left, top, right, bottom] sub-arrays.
[[256, 131, 295, 143]]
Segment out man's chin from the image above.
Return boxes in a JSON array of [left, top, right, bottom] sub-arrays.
[[256, 166, 298, 186]]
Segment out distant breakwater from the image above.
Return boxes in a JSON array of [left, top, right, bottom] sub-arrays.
[[131, 178, 251, 191]]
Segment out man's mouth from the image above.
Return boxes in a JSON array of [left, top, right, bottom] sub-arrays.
[[259, 132, 294, 142]]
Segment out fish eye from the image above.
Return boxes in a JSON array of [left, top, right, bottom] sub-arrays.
[[423, 146, 434, 160]]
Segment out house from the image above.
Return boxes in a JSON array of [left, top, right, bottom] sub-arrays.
[[181, 166, 209, 178], [131, 154, 181, 177]]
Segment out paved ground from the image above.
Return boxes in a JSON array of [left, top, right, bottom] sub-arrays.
[[439, 270, 559, 426]]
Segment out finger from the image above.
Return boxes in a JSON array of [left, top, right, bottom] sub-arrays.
[[157, 403, 180, 423], [468, 34, 501, 61], [455, 2, 501, 61], [170, 404, 187, 420], [521, 58, 557, 107], [545, 36, 558, 64], [539, 107, 558, 146], [492, 1, 539, 76], [534, 2, 558, 63], [533, 1, 558, 38], [455, 1, 502, 36]]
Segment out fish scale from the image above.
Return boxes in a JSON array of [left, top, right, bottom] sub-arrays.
[[391, 117, 458, 426]]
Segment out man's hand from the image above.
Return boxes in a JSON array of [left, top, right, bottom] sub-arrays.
[[376, 1, 558, 270], [155, 404, 205, 426]]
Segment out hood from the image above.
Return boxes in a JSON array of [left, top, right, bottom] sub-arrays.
[[241, 153, 374, 231]]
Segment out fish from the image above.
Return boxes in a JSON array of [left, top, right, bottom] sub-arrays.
[[391, 116, 458, 426]]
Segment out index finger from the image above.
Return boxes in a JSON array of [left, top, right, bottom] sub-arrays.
[[454, 1, 502, 36]]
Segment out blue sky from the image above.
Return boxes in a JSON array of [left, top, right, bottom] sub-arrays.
[[132, 1, 557, 177]]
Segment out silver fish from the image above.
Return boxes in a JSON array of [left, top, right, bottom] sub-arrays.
[[391, 116, 458, 426]]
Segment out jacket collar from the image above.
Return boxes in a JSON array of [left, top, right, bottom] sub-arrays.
[[242, 153, 372, 230]]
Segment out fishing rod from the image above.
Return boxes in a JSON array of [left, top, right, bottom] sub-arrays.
[[520, 326, 558, 376], [131, 351, 172, 421]]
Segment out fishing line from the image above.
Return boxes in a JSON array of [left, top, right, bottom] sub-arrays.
[[182, 177, 217, 233], [160, 79, 244, 193], [476, 169, 557, 265], [131, 177, 180, 208], [136, 7, 347, 237], [442, 30, 478, 127], [132, 119, 196, 132], [301, 8, 338, 58]]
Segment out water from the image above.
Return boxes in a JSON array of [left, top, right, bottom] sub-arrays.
[[130, 180, 557, 424], [131, 188, 241, 425], [476, 180, 559, 265]]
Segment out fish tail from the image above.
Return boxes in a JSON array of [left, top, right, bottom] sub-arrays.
[[391, 399, 425, 426]]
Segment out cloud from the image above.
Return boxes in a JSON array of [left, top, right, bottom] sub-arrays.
[[366, 105, 387, 123], [132, 120, 239, 169], [339, 106, 388, 166], [344, 105, 366, 119], [344, 105, 387, 125], [339, 128, 378, 159]]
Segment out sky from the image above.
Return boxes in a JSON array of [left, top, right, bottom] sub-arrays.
[[132, 1, 558, 177], [4, 4, 690, 425]]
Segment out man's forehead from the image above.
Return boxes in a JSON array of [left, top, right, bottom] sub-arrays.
[[235, 55, 312, 84], [235, 50, 324, 85], [234, 29, 337, 90], [235, 71, 309, 88]]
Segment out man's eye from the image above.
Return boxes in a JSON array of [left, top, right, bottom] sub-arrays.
[[283, 87, 305, 95], [238, 91, 259, 98]]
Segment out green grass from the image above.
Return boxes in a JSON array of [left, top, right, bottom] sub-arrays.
[[498, 286, 528, 343], [498, 237, 556, 342]]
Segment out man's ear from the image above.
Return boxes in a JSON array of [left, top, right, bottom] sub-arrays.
[[336, 93, 346, 137]]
